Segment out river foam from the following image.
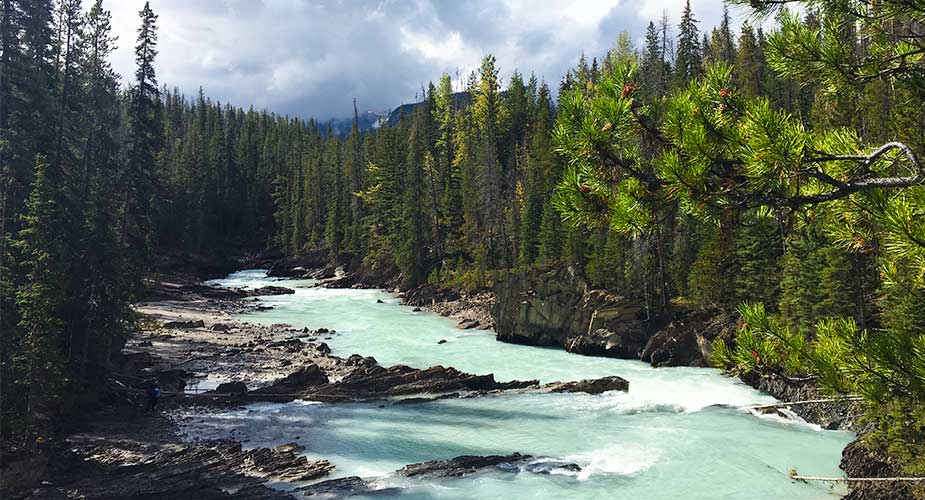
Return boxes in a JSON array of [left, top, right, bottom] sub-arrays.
[[179, 269, 854, 499]]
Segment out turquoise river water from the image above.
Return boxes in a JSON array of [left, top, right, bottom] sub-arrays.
[[181, 269, 854, 499]]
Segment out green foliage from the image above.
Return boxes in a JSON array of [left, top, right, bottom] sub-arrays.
[[547, 0, 925, 487], [687, 224, 735, 307], [711, 302, 808, 376], [5, 1, 925, 483]]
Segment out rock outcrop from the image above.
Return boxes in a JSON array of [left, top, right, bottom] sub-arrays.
[[246, 285, 295, 296], [252, 362, 539, 403], [543, 375, 629, 395], [25, 441, 333, 499], [740, 372, 863, 431], [213, 381, 248, 394], [640, 307, 735, 367], [840, 439, 915, 500], [250, 364, 330, 399], [266, 250, 331, 278], [492, 267, 651, 359], [399, 453, 533, 478], [299, 453, 577, 497], [163, 319, 206, 329]]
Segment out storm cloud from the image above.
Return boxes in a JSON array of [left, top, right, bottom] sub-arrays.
[[106, 0, 747, 120]]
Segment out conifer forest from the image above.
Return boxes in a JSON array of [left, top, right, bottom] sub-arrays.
[[2, 1, 925, 499]]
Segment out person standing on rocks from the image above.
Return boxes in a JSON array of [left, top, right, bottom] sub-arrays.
[[145, 382, 161, 413]]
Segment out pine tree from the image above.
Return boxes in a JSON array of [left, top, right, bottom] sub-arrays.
[[735, 21, 763, 98], [434, 73, 461, 257], [13, 156, 67, 446], [72, 0, 130, 375], [640, 21, 667, 99], [343, 99, 365, 260], [538, 200, 562, 264], [518, 83, 554, 266], [123, 1, 160, 275], [323, 136, 344, 254], [455, 73, 483, 259], [473, 55, 504, 267], [713, 3, 736, 65], [398, 108, 430, 287], [674, 0, 702, 84]]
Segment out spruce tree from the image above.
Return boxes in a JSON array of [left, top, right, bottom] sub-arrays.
[[735, 22, 763, 98], [398, 108, 430, 287], [13, 156, 67, 446], [434, 73, 461, 256], [674, 0, 702, 84], [714, 3, 736, 65], [123, 1, 160, 275], [518, 83, 554, 266], [640, 21, 667, 99], [473, 55, 504, 267]]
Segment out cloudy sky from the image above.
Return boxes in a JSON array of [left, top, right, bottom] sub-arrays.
[[105, 0, 749, 121]]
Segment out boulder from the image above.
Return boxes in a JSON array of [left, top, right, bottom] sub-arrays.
[[245, 286, 295, 297], [304, 364, 537, 402], [457, 319, 481, 330], [640, 307, 734, 367], [154, 369, 188, 393], [403, 284, 461, 307], [163, 319, 205, 329], [266, 339, 304, 353], [299, 453, 577, 497], [345, 354, 377, 367], [213, 381, 248, 394], [841, 439, 914, 500], [266, 250, 330, 278], [299, 476, 390, 498], [251, 364, 329, 398], [399, 453, 532, 478], [276, 365, 328, 386], [209, 323, 231, 332], [544, 375, 629, 395], [117, 351, 154, 376], [517, 459, 582, 475], [250, 362, 537, 403], [179, 284, 247, 299]]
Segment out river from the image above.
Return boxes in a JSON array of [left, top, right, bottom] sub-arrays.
[[180, 269, 853, 499]]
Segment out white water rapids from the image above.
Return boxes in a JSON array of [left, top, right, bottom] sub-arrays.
[[177, 269, 853, 499]]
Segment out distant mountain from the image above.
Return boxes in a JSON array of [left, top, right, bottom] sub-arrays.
[[386, 91, 472, 127], [323, 109, 387, 138], [324, 91, 474, 138]]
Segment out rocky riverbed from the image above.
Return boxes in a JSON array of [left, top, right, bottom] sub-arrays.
[[7, 265, 884, 499], [9, 277, 633, 500]]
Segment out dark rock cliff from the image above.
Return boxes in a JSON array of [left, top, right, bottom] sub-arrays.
[[840, 439, 916, 500], [490, 267, 737, 367], [491, 267, 652, 360]]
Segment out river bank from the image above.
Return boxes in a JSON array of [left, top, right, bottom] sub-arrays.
[[3, 267, 871, 499], [6, 274, 637, 499], [288, 261, 900, 499]]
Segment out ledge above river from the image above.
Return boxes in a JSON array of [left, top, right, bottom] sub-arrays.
[[490, 266, 736, 368]]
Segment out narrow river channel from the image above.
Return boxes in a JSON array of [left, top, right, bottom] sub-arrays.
[[180, 269, 853, 499]]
